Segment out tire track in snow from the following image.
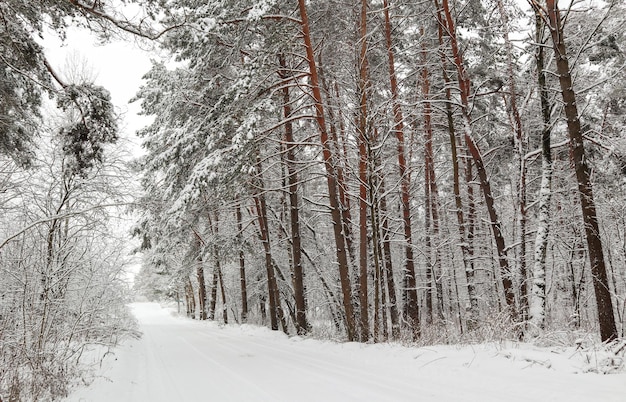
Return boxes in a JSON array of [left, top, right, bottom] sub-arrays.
[[192, 329, 444, 401], [190, 330, 390, 401], [142, 325, 187, 400], [176, 332, 278, 402]]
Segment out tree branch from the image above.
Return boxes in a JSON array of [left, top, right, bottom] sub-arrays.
[[0, 202, 135, 250], [68, 0, 186, 40]]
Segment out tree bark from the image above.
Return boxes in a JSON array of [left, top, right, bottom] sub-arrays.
[[422, 32, 445, 322], [209, 211, 228, 324], [208, 263, 218, 320], [235, 203, 248, 323], [356, 0, 371, 342], [529, 8, 553, 331], [438, 0, 517, 318], [434, 0, 479, 329], [382, 0, 419, 335], [252, 188, 284, 331], [297, 0, 357, 341], [196, 251, 207, 320], [496, 0, 529, 321], [278, 54, 310, 335], [378, 176, 401, 339], [544, 0, 617, 342]]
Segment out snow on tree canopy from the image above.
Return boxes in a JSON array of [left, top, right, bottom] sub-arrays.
[[57, 84, 118, 175]]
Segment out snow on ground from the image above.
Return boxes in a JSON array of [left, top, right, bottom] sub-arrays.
[[66, 303, 626, 402]]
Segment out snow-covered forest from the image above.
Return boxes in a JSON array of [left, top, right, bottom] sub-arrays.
[[1, 0, 626, 400]]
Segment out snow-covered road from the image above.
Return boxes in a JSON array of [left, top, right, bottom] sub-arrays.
[[67, 303, 625, 401]]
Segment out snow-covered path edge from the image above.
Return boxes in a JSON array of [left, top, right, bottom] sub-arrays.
[[66, 303, 626, 402]]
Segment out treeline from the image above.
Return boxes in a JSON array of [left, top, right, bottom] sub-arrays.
[[0, 2, 165, 400], [134, 0, 626, 344]]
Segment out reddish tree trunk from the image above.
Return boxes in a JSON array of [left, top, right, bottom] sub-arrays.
[[382, 0, 419, 335], [278, 54, 310, 335], [297, 0, 357, 340], [434, 0, 479, 329], [438, 0, 517, 318], [319, 60, 357, 268], [421, 45, 444, 321], [545, 0, 617, 342], [356, 0, 371, 342]]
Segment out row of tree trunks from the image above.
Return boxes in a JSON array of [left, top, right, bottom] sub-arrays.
[[496, 0, 529, 322], [437, 0, 517, 319], [208, 212, 228, 324], [252, 166, 286, 332], [382, 0, 419, 337], [421, 40, 444, 323], [297, 0, 357, 341], [433, 0, 478, 330], [378, 177, 401, 339], [185, 278, 196, 319], [170, 0, 619, 345], [278, 54, 310, 336]]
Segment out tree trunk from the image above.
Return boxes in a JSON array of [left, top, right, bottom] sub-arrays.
[[382, 0, 419, 336], [250, 155, 286, 332], [356, 0, 371, 342], [378, 176, 401, 339], [434, 1, 479, 329], [544, 0, 617, 342], [196, 251, 207, 320], [278, 54, 310, 335], [235, 203, 248, 323], [318, 57, 357, 271], [496, 0, 529, 321], [208, 263, 218, 320], [369, 128, 386, 341], [186, 278, 196, 319], [252, 188, 284, 331], [218, 262, 228, 324], [438, 0, 517, 318], [422, 34, 445, 322], [209, 211, 228, 324], [297, 0, 357, 341], [424, 167, 434, 325], [529, 9, 553, 331]]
